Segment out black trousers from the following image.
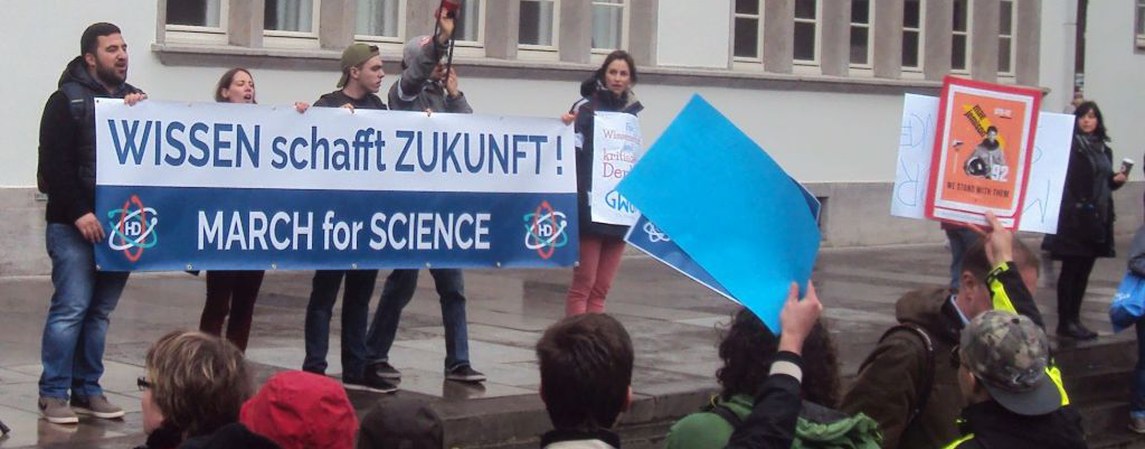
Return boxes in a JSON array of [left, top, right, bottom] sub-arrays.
[[1057, 256, 1097, 325]]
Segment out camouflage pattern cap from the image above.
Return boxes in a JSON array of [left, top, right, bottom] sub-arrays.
[[959, 310, 1061, 416]]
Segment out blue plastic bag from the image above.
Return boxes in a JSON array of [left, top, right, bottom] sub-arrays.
[[1109, 271, 1145, 333]]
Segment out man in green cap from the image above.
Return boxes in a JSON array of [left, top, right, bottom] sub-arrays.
[[301, 42, 396, 393], [943, 311, 1084, 448]]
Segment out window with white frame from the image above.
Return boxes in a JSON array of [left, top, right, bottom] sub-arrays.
[[165, 0, 227, 44], [733, 0, 763, 60], [264, 0, 315, 33], [592, 0, 625, 50], [167, 0, 223, 27], [902, 0, 923, 69], [520, 0, 557, 47], [998, 0, 1014, 74], [951, 0, 970, 71], [849, 0, 872, 65], [453, 0, 483, 44], [1136, 0, 1145, 47], [793, 0, 818, 62], [356, 0, 402, 41]]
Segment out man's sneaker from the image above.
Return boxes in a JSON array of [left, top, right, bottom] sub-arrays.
[[38, 397, 78, 424], [445, 364, 486, 382], [343, 374, 398, 394], [70, 394, 125, 419], [368, 361, 402, 380], [1130, 416, 1145, 434]]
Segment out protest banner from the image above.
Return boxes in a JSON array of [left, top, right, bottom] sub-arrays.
[[926, 76, 1042, 228], [591, 111, 643, 226], [891, 94, 1072, 234], [94, 100, 577, 271]]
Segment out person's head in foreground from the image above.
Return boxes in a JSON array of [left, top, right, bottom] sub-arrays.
[[536, 313, 634, 431], [718, 308, 840, 407], [240, 370, 359, 449], [142, 330, 252, 440], [956, 311, 1059, 415]]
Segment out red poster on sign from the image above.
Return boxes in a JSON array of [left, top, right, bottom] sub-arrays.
[[925, 76, 1041, 229]]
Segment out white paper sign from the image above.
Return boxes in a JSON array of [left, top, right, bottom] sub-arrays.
[[591, 112, 643, 226], [891, 94, 1072, 234]]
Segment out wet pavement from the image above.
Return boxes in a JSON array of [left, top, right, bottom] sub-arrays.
[[0, 236, 1135, 448]]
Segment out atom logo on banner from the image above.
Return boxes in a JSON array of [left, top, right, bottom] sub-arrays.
[[106, 194, 158, 262], [523, 201, 569, 260], [642, 221, 670, 243]]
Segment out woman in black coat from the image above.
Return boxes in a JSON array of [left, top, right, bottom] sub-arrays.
[[1044, 101, 1128, 340]]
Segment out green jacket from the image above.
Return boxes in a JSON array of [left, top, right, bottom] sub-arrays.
[[665, 394, 882, 449]]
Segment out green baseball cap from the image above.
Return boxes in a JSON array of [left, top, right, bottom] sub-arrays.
[[337, 43, 380, 88], [960, 311, 1061, 416]]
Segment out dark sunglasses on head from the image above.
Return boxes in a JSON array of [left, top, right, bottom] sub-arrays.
[[137, 376, 152, 391]]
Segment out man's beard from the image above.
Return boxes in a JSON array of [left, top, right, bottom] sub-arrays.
[[94, 62, 125, 87]]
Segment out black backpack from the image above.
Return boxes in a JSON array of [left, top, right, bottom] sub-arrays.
[[37, 83, 90, 194]]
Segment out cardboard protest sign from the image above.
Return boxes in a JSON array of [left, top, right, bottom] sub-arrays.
[[926, 76, 1042, 229], [891, 94, 1071, 234], [617, 95, 820, 332]]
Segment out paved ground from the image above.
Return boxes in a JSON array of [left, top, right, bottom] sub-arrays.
[[0, 235, 1136, 448]]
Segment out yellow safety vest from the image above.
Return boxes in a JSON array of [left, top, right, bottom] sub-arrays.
[[988, 266, 1071, 406]]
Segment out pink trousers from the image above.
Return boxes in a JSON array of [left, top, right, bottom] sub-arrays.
[[565, 234, 626, 316]]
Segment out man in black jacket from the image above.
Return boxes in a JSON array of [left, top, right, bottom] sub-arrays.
[[37, 22, 146, 425], [943, 311, 1085, 449], [301, 43, 396, 394]]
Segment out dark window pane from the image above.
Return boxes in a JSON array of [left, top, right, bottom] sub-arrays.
[[1000, 1, 1013, 34], [851, 0, 869, 24], [904, 0, 921, 28], [850, 27, 868, 64], [736, 0, 759, 15], [265, 0, 313, 32], [795, 0, 816, 19], [999, 37, 1012, 72], [734, 17, 760, 58], [520, 1, 541, 45], [1137, 6, 1144, 34], [952, 34, 967, 70], [168, 0, 207, 26], [794, 22, 816, 60], [903, 31, 920, 67], [953, 0, 968, 31]]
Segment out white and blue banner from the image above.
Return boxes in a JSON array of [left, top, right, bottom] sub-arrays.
[[94, 100, 577, 271]]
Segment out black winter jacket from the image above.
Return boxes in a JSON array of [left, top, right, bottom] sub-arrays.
[[1043, 133, 1121, 258], [39, 56, 142, 224], [571, 78, 644, 239], [946, 400, 1086, 449], [313, 89, 388, 111], [723, 351, 804, 449]]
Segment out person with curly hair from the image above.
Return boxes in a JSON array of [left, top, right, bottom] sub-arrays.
[[665, 308, 880, 449]]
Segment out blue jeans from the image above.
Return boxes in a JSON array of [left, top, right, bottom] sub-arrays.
[[302, 269, 378, 378], [367, 269, 470, 370], [1133, 319, 1145, 417], [40, 224, 129, 399], [946, 227, 980, 291]]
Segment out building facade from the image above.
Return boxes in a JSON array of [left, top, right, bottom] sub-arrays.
[[1, 0, 1142, 275]]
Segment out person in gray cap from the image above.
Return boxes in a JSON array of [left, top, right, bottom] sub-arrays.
[[365, 7, 485, 386], [301, 42, 396, 394], [944, 310, 1084, 449]]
